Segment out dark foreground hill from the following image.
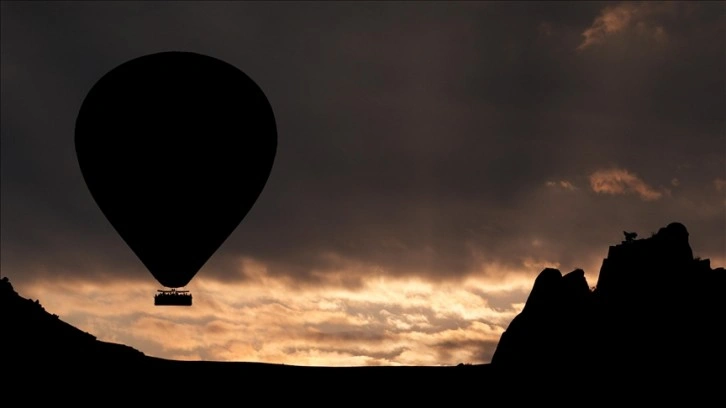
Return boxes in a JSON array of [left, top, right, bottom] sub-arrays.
[[1, 222, 723, 400]]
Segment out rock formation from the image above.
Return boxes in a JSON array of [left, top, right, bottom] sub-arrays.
[[492, 222, 725, 385]]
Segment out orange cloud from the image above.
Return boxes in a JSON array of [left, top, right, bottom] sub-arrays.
[[714, 178, 726, 192], [578, 3, 669, 51], [589, 168, 663, 201], [18, 270, 537, 366]]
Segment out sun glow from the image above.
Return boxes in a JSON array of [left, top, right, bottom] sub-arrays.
[[17, 262, 537, 366]]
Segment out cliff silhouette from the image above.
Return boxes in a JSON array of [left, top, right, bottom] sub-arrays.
[[1, 222, 723, 398], [492, 222, 725, 390]]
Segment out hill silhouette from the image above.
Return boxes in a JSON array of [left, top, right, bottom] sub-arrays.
[[0, 275, 489, 398], [1, 222, 723, 398], [1, 276, 145, 365]]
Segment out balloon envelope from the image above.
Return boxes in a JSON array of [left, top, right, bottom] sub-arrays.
[[75, 51, 277, 288]]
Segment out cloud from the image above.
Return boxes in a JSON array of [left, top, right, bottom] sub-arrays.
[[17, 272, 528, 366], [2, 2, 725, 289], [538, 21, 554, 37], [589, 168, 663, 201], [577, 2, 669, 51], [545, 180, 576, 191], [715, 178, 726, 192]]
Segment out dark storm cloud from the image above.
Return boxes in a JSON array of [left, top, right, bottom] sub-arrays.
[[2, 2, 724, 287]]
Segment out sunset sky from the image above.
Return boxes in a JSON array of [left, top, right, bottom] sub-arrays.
[[1, 1, 724, 366]]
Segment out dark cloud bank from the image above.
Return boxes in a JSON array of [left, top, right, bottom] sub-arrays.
[[2, 2, 724, 287]]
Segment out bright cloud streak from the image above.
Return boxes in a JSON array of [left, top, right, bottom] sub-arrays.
[[17, 268, 540, 366], [589, 168, 663, 201]]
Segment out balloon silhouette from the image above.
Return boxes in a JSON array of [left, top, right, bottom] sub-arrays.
[[75, 51, 277, 290]]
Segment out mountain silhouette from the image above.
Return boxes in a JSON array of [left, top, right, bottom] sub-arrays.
[[2, 222, 722, 399]]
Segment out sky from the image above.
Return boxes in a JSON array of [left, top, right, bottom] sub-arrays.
[[1, 1, 724, 366]]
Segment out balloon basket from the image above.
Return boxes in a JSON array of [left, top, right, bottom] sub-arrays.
[[154, 289, 192, 306]]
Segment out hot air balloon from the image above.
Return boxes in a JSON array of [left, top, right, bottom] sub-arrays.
[[75, 51, 277, 306]]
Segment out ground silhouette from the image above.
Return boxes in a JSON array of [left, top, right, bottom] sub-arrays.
[[1, 222, 723, 400]]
